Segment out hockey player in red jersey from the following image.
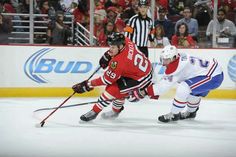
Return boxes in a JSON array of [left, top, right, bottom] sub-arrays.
[[72, 33, 153, 122]]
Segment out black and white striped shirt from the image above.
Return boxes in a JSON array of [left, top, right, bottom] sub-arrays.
[[124, 14, 155, 47]]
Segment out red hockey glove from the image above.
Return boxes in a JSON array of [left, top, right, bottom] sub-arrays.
[[99, 51, 111, 69], [127, 88, 146, 102], [72, 80, 93, 94]]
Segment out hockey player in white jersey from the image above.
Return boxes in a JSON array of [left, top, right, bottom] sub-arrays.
[[129, 45, 224, 122]]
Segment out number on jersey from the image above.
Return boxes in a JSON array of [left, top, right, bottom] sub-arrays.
[[106, 70, 116, 79], [190, 56, 209, 68], [134, 53, 148, 72]]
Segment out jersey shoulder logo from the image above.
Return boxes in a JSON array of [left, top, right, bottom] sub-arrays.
[[110, 61, 118, 70]]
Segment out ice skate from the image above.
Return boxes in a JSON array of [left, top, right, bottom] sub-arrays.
[[80, 110, 99, 122], [101, 106, 124, 120], [158, 112, 181, 123], [180, 107, 199, 120]]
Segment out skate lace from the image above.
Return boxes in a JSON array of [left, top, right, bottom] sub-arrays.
[[84, 110, 97, 118], [181, 111, 190, 118], [163, 112, 174, 119]]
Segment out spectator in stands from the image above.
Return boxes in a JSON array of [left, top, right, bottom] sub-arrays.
[[212, 0, 236, 13], [0, 13, 12, 44], [18, 0, 29, 13], [168, 0, 189, 16], [154, 7, 174, 40], [1, 0, 23, 33], [175, 7, 199, 41], [94, 9, 106, 38], [116, 0, 125, 15], [60, 0, 74, 13], [98, 21, 117, 46], [49, 0, 62, 11], [103, 6, 125, 32], [73, 0, 89, 28], [153, 24, 170, 48], [206, 8, 236, 39], [95, 0, 105, 10], [68, 1, 78, 13], [171, 22, 197, 48], [192, 0, 212, 26], [104, 0, 119, 9], [10, 0, 20, 12], [47, 10, 71, 45], [1, 0, 16, 13], [36, 0, 56, 22], [156, 0, 168, 10], [13, 0, 29, 33], [34, 0, 52, 43], [120, 1, 136, 24], [38, 0, 50, 14], [152, 0, 168, 21]]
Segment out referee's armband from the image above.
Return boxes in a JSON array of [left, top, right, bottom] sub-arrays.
[[124, 26, 134, 34]]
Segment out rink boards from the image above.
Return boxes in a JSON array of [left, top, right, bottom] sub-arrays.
[[0, 45, 235, 99]]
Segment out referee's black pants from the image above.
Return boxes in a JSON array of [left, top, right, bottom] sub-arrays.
[[137, 46, 149, 58]]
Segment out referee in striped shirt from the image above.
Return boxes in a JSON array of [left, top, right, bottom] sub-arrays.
[[124, 0, 155, 58]]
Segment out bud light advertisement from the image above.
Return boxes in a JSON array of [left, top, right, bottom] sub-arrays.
[[24, 48, 93, 83]]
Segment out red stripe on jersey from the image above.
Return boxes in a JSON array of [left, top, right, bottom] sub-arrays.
[[165, 57, 180, 75], [206, 60, 217, 76], [190, 77, 211, 89]]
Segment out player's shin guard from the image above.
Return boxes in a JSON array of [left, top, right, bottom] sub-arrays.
[[101, 99, 125, 119], [80, 92, 114, 122]]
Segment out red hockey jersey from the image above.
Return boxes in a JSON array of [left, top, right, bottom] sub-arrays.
[[91, 38, 152, 86]]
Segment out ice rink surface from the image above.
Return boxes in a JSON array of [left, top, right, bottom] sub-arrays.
[[0, 97, 236, 157]]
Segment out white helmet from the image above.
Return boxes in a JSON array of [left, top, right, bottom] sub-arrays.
[[160, 45, 178, 65]]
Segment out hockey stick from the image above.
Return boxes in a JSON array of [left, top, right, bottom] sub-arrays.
[[36, 92, 76, 127], [36, 66, 101, 127], [34, 98, 117, 112], [87, 66, 101, 80]]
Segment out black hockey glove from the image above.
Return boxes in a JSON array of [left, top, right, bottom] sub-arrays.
[[127, 88, 146, 102], [99, 51, 111, 69], [72, 80, 93, 94]]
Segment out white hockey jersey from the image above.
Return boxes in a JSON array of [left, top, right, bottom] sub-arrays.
[[152, 53, 223, 95]]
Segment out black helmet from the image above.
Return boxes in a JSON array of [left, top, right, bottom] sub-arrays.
[[138, 0, 148, 6], [107, 33, 125, 46]]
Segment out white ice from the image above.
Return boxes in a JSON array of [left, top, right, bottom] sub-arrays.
[[0, 97, 236, 157]]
